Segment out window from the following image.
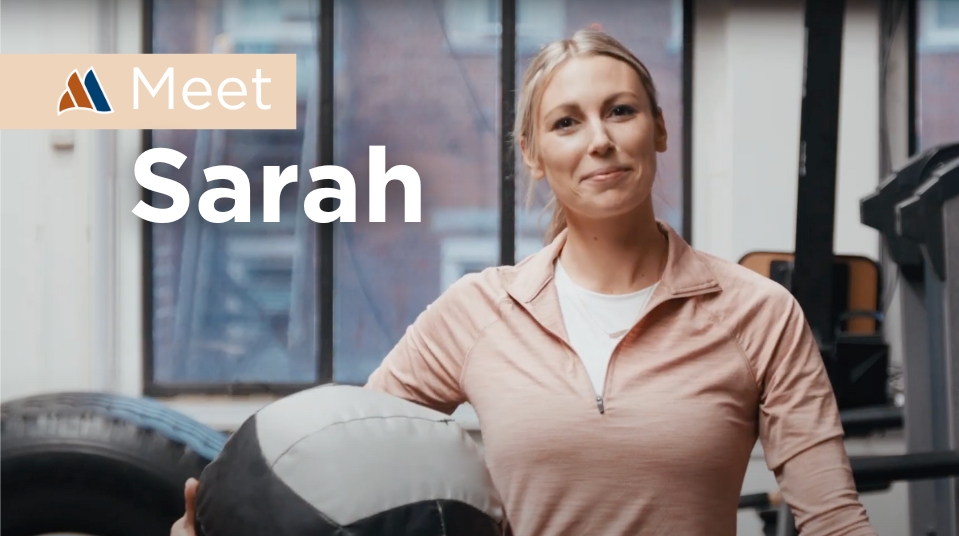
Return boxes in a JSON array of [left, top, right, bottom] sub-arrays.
[[916, 0, 959, 150], [443, 0, 565, 52], [432, 209, 544, 290], [918, 0, 959, 50], [145, 0, 689, 394], [667, 0, 684, 53], [147, 0, 321, 391], [440, 237, 542, 290]]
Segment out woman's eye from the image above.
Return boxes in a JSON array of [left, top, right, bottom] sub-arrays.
[[552, 117, 574, 130], [611, 105, 636, 117]]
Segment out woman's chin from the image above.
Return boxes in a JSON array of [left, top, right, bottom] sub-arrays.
[[570, 199, 647, 222]]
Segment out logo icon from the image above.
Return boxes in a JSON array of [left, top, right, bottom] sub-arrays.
[[58, 67, 113, 115]]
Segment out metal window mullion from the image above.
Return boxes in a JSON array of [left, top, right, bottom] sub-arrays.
[[907, 0, 917, 155], [499, 0, 517, 266], [317, 0, 335, 383], [142, 0, 157, 393], [682, 0, 694, 243]]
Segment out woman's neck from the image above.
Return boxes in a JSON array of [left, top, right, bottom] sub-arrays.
[[558, 201, 667, 295]]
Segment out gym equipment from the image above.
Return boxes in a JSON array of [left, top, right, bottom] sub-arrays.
[[194, 384, 506, 536], [745, 149, 959, 535], [792, 0, 846, 348], [739, 252, 890, 412], [773, 0, 901, 420], [861, 143, 959, 275], [736, 0, 959, 529], [863, 148, 959, 536], [739, 252, 881, 335], [0, 391, 226, 536], [743, 450, 959, 535]]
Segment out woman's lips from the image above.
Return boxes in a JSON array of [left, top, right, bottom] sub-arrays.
[[582, 166, 631, 182]]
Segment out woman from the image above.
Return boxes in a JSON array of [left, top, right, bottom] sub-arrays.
[[173, 29, 876, 535]]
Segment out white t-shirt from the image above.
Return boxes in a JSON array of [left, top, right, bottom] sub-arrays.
[[554, 261, 659, 397]]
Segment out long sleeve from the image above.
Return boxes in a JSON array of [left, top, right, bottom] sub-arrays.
[[751, 290, 877, 535], [364, 273, 496, 415], [775, 437, 876, 535]]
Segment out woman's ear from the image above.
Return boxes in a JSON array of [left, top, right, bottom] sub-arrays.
[[654, 108, 668, 153], [520, 137, 546, 181]]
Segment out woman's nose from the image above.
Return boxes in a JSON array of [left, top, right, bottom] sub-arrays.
[[588, 122, 614, 155]]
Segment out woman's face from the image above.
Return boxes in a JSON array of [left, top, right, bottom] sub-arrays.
[[524, 55, 667, 222]]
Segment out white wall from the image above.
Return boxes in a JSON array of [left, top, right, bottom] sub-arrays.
[[692, 0, 881, 263], [0, 0, 144, 401], [0, 0, 912, 534]]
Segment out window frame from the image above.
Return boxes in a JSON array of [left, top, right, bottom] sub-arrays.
[[140, 0, 695, 396]]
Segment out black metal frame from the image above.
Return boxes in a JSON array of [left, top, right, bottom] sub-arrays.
[[791, 0, 847, 347], [141, 0, 159, 395], [317, 0, 335, 384], [682, 0, 694, 243], [499, 0, 517, 267], [907, 0, 917, 156], [141, 0, 695, 396]]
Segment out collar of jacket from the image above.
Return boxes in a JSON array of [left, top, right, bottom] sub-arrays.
[[504, 220, 722, 340]]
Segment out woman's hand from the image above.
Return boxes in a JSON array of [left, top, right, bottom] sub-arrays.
[[169, 478, 199, 536]]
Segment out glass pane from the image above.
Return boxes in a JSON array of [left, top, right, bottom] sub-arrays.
[[515, 0, 686, 250], [916, 0, 959, 150], [332, 0, 501, 383], [150, 0, 320, 385]]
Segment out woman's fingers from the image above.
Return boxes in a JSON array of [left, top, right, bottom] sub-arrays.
[[184, 478, 199, 530]]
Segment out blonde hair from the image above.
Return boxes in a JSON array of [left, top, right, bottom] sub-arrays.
[[514, 28, 662, 243]]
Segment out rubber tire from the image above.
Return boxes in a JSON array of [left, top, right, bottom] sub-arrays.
[[1, 392, 227, 536]]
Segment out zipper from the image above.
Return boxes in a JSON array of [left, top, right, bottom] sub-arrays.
[[591, 284, 719, 413], [537, 281, 720, 417], [592, 296, 661, 416], [572, 314, 641, 416]]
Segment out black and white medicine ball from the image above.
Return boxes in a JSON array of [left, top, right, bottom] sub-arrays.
[[194, 385, 506, 536]]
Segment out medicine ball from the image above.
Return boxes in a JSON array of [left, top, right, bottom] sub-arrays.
[[194, 384, 506, 536]]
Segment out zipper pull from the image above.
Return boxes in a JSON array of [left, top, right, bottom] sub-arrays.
[[596, 396, 605, 414]]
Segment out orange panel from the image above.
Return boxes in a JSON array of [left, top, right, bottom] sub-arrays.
[[737, 251, 879, 334]]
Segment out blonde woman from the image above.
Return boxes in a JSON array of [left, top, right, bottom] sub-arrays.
[[173, 29, 876, 536]]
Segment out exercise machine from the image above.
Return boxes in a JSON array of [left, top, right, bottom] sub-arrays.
[[861, 147, 959, 536]]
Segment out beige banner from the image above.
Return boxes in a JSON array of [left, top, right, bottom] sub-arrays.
[[0, 54, 297, 130]]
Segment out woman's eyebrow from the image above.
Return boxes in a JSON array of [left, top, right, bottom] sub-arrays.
[[601, 91, 641, 106], [542, 91, 643, 119], [542, 102, 578, 119]]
